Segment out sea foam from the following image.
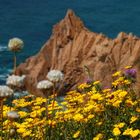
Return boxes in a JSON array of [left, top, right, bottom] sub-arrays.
[[0, 45, 7, 52]]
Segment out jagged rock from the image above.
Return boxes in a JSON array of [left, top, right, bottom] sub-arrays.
[[16, 9, 140, 96]]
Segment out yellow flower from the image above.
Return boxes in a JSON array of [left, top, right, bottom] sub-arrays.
[[130, 116, 138, 124], [123, 128, 133, 136], [47, 120, 56, 127], [18, 111, 28, 118], [17, 128, 26, 134], [73, 113, 84, 122], [93, 133, 103, 140], [130, 129, 140, 138], [118, 77, 125, 81], [118, 91, 127, 98], [103, 88, 111, 93], [113, 127, 121, 136], [124, 80, 131, 85], [125, 66, 132, 69], [93, 81, 100, 85], [97, 122, 103, 126], [114, 122, 125, 128], [112, 100, 122, 107], [33, 106, 41, 110], [92, 87, 97, 92], [123, 128, 140, 138], [40, 107, 46, 112], [30, 111, 38, 118], [73, 130, 80, 138], [112, 82, 118, 87], [125, 99, 135, 106], [2, 67, 140, 139], [112, 71, 121, 77], [87, 114, 95, 120], [34, 97, 46, 105], [22, 130, 32, 138], [25, 118, 33, 122], [136, 107, 140, 112], [91, 93, 103, 101], [78, 83, 91, 90], [61, 101, 68, 106]]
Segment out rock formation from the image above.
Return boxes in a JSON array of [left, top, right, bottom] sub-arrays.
[[16, 9, 140, 96]]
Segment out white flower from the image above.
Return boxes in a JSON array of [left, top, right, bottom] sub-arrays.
[[7, 111, 20, 120], [47, 70, 64, 82], [0, 86, 13, 98], [37, 80, 53, 90], [8, 38, 24, 52], [9, 128, 16, 137], [6, 75, 26, 87]]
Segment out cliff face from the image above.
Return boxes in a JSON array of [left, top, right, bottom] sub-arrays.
[[16, 9, 140, 96]]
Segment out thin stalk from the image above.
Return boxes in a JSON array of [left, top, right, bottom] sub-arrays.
[[44, 90, 49, 120], [46, 98, 49, 120], [49, 83, 56, 139], [52, 85, 56, 111], [43, 90, 50, 139], [13, 52, 17, 74], [84, 65, 93, 81]]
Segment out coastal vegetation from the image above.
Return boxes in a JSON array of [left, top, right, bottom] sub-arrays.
[[0, 65, 140, 139]]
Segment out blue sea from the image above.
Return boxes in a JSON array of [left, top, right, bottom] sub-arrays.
[[0, 0, 140, 84]]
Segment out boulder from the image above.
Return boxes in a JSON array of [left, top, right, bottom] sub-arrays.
[[16, 9, 140, 96]]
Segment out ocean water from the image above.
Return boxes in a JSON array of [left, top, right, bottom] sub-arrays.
[[0, 0, 140, 84]]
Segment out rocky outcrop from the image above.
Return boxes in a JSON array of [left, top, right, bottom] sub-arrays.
[[16, 9, 140, 96]]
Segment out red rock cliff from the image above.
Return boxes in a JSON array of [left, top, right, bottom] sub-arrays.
[[16, 9, 140, 96]]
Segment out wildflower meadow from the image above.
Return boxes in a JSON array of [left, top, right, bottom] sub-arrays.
[[0, 66, 140, 140]]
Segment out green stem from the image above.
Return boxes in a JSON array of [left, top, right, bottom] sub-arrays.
[[46, 99, 49, 120], [13, 52, 16, 74], [50, 83, 56, 139]]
